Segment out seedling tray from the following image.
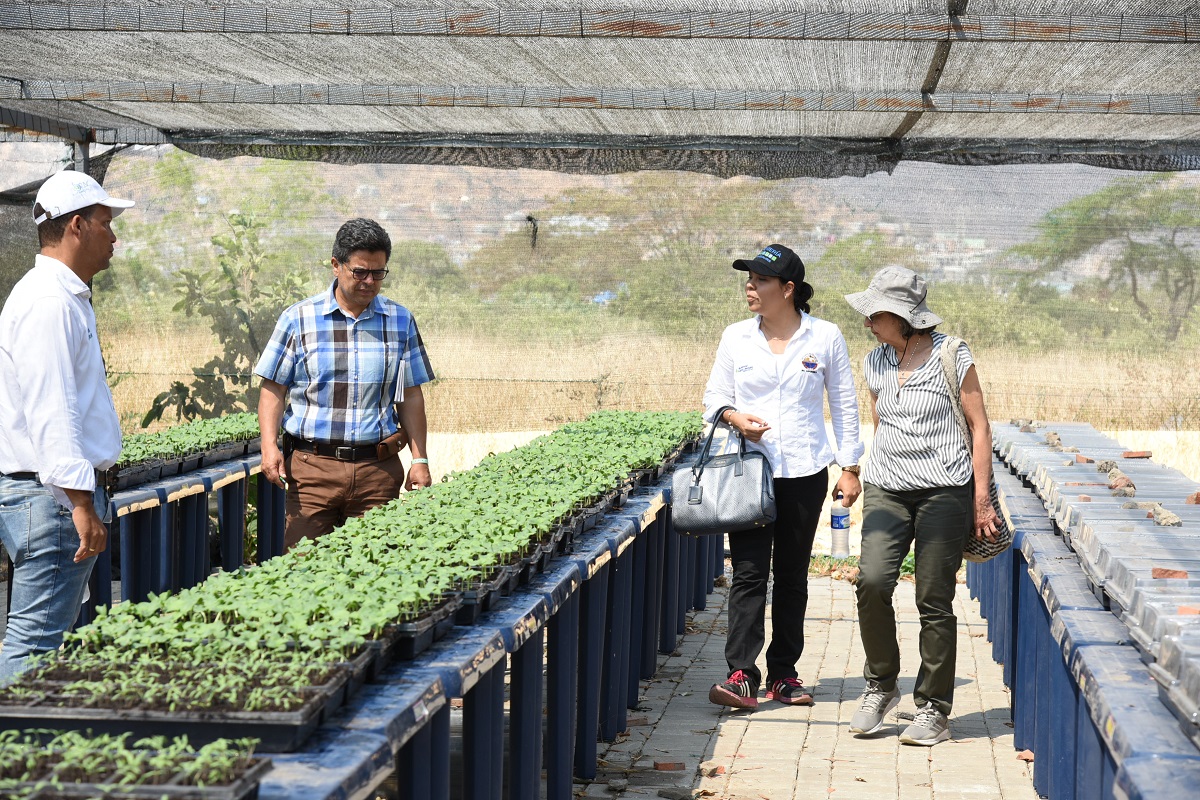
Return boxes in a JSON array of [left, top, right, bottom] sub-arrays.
[[389, 592, 463, 663], [203, 442, 242, 468], [0, 673, 347, 753], [13, 757, 272, 800], [456, 567, 509, 625], [107, 460, 166, 491]]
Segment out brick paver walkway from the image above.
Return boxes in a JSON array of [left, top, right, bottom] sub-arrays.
[[586, 565, 1039, 800]]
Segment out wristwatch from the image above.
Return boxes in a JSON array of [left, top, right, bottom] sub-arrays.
[[841, 464, 861, 475]]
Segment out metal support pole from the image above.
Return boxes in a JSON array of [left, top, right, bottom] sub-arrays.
[[216, 480, 246, 571], [574, 561, 609, 779], [600, 549, 633, 740], [509, 628, 544, 800], [641, 515, 663, 677], [546, 590, 579, 799], [659, 515, 680, 655]]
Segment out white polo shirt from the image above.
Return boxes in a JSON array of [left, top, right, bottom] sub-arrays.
[[703, 314, 864, 479], [0, 255, 122, 507]]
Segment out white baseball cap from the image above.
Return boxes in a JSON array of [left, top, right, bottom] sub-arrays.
[[32, 170, 134, 225]]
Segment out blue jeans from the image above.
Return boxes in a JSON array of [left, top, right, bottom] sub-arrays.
[[0, 476, 107, 683]]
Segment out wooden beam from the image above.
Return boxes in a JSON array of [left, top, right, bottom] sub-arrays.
[[0, 5, 1195, 43], [8, 80, 1200, 115]]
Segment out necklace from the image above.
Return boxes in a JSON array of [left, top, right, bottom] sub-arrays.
[[894, 334, 929, 393]]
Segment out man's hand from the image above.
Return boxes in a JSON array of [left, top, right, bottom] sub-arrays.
[[71, 503, 107, 563], [406, 461, 432, 491], [261, 443, 288, 490]]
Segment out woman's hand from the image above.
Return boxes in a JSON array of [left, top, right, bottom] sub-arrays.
[[974, 494, 1000, 542], [727, 411, 771, 442], [833, 471, 861, 506]]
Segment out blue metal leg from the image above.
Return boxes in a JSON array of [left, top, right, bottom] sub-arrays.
[[641, 515, 663, 678], [178, 493, 209, 589], [627, 529, 648, 706], [1012, 562, 1037, 750], [692, 533, 709, 611], [1005, 550, 1026, 690], [660, 517, 680, 654], [1048, 648, 1077, 800], [678, 532, 694, 631], [547, 590, 579, 800], [152, 504, 174, 595], [601, 551, 632, 741], [463, 664, 503, 800], [256, 474, 286, 563], [120, 510, 153, 603], [992, 547, 1012, 665], [431, 701, 450, 800], [510, 628, 544, 800], [397, 712, 433, 800], [1032, 603, 1051, 798], [575, 562, 610, 779], [216, 480, 246, 572]]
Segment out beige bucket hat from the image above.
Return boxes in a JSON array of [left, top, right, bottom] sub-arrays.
[[844, 265, 943, 328]]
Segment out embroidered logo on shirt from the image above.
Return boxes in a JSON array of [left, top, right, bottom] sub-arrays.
[[736, 364, 754, 373], [801, 354, 820, 371]]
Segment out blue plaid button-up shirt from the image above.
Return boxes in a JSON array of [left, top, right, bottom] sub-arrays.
[[254, 282, 435, 445]]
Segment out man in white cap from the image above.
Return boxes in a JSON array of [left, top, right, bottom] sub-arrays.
[[0, 169, 133, 682]]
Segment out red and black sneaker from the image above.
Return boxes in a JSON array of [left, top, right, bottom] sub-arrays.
[[765, 676, 814, 705], [709, 669, 758, 709]]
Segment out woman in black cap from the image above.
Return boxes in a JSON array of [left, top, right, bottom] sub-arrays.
[[843, 265, 999, 746], [703, 244, 864, 709]]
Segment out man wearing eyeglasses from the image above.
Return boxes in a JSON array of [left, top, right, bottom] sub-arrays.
[[254, 218, 435, 550]]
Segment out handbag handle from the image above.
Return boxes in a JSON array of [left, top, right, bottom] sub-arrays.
[[939, 337, 972, 456], [690, 405, 746, 484]]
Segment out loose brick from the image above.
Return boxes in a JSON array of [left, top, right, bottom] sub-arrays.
[[1153, 567, 1190, 579], [1075, 454, 1095, 463], [1077, 495, 1092, 502], [1122, 450, 1153, 459], [654, 761, 686, 771]]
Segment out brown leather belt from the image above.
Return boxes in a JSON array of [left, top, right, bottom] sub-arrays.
[[286, 436, 380, 463]]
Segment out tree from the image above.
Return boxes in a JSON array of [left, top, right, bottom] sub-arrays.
[[142, 212, 314, 424], [1014, 175, 1200, 341]]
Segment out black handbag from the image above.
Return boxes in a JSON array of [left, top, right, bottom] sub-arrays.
[[671, 405, 777, 536], [940, 338, 1013, 562]]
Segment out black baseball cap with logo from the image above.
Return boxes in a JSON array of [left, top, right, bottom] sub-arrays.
[[732, 244, 805, 285]]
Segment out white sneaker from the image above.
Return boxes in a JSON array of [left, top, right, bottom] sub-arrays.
[[849, 684, 900, 735], [899, 702, 951, 746]]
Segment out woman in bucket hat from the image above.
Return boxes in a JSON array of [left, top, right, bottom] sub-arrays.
[[843, 265, 999, 746], [702, 244, 865, 710]]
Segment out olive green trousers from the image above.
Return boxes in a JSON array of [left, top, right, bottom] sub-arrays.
[[855, 481, 971, 716]]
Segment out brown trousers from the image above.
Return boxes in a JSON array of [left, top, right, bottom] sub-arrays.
[[283, 450, 405, 551]]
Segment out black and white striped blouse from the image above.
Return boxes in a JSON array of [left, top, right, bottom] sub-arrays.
[[861, 331, 974, 492]]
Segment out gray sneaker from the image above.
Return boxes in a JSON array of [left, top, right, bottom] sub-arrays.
[[899, 702, 951, 746], [848, 684, 900, 735]]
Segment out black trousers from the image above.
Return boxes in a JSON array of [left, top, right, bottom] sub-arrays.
[[724, 469, 828, 689]]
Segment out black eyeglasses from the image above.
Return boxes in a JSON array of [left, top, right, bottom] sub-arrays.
[[343, 266, 388, 281]]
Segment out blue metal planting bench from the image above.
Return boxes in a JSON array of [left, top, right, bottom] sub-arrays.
[[62, 453, 720, 800]]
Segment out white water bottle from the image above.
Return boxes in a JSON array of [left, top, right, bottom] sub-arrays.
[[830, 493, 851, 560]]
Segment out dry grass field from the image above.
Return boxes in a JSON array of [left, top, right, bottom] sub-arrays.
[[104, 318, 1199, 436]]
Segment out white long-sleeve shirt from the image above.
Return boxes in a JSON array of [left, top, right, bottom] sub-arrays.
[[0, 255, 122, 507], [703, 314, 864, 479]]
